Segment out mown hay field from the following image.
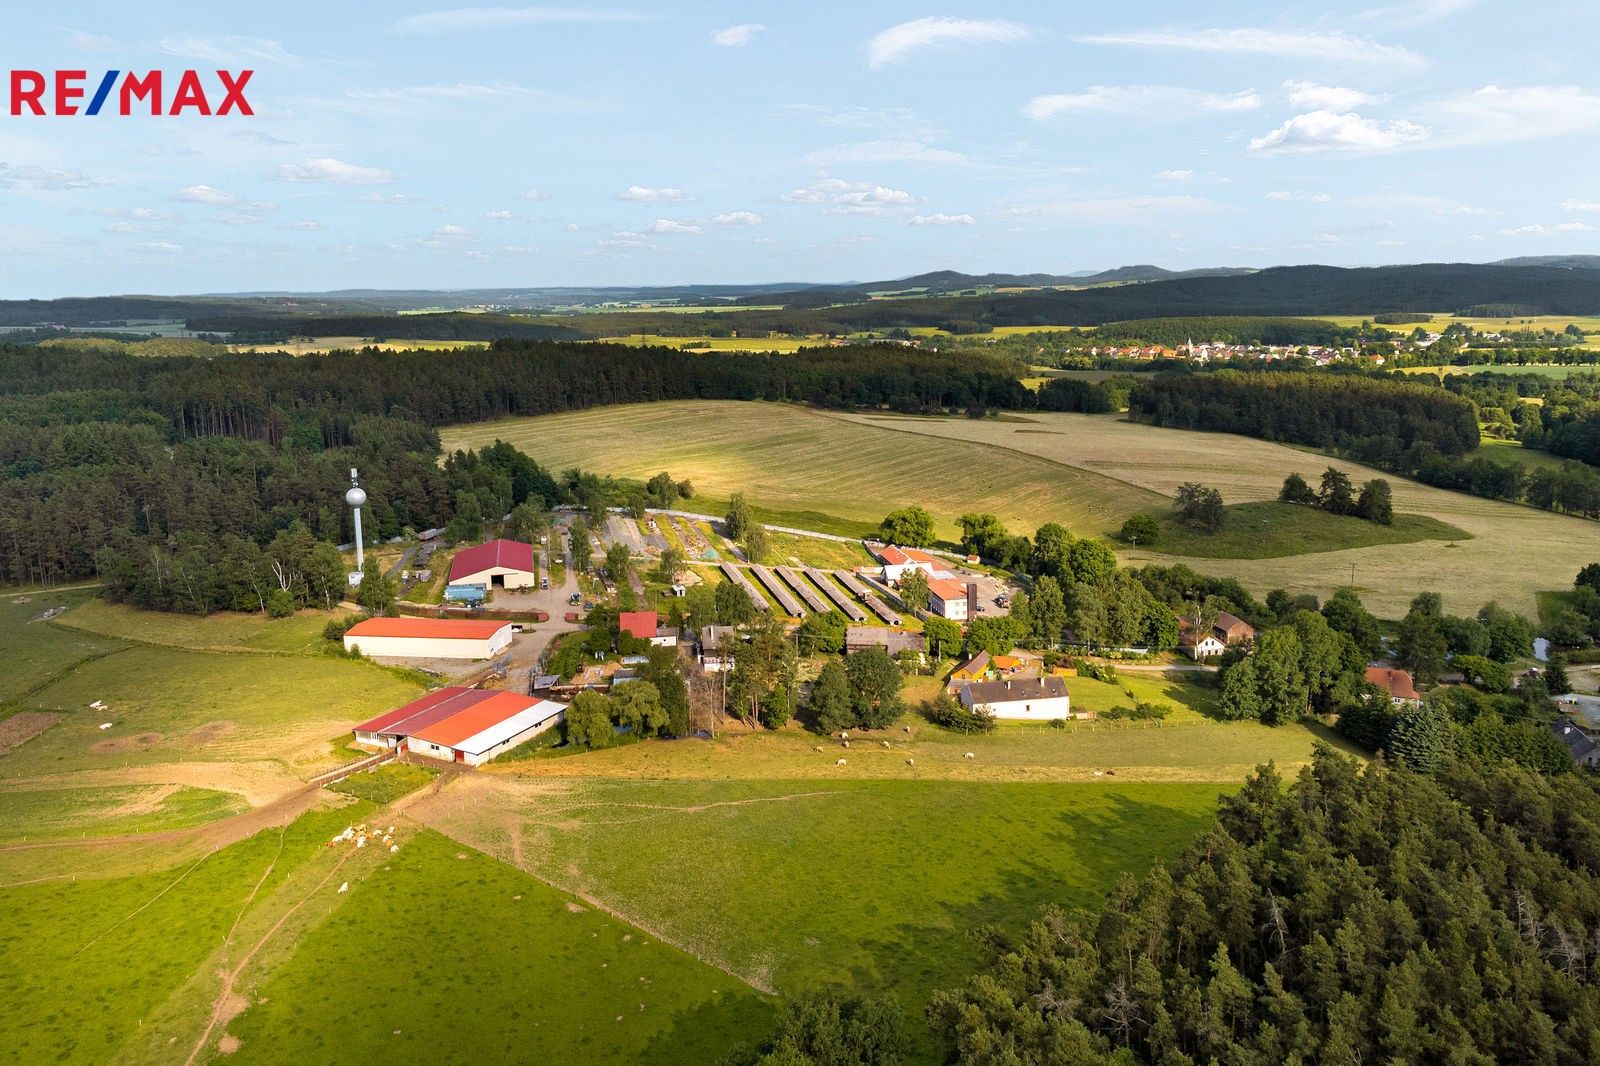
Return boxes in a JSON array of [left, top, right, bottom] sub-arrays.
[[442, 401, 1599, 616]]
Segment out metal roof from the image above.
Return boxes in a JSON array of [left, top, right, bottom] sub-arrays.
[[408, 691, 556, 749], [448, 539, 536, 583], [353, 686, 496, 736], [345, 617, 511, 640]]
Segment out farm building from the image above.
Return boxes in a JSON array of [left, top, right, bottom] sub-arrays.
[[959, 676, 1074, 720], [352, 686, 565, 765], [927, 578, 974, 621], [342, 617, 514, 660], [950, 651, 993, 683], [873, 545, 955, 583], [1178, 611, 1256, 659], [845, 626, 925, 657], [1365, 666, 1422, 707], [448, 538, 537, 591]]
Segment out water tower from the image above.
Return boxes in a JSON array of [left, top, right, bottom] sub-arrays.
[[346, 468, 367, 586]]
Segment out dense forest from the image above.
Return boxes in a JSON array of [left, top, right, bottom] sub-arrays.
[[1128, 370, 1481, 455], [0, 341, 1028, 592], [932, 747, 1600, 1064]]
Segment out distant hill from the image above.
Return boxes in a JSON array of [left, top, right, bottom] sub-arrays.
[[1492, 255, 1600, 271]]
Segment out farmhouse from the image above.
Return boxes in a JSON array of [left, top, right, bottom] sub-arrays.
[[1178, 611, 1256, 659], [1365, 666, 1422, 707], [958, 676, 1074, 720], [927, 578, 973, 621], [352, 686, 565, 765], [448, 538, 537, 591], [874, 545, 954, 583], [1550, 719, 1599, 768], [697, 624, 738, 672], [343, 617, 513, 660]]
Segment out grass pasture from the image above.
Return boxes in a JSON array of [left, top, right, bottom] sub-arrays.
[[225, 828, 774, 1064], [1, 589, 126, 704], [1152, 500, 1469, 559], [594, 333, 814, 352], [228, 337, 490, 355], [55, 599, 334, 655], [1400, 363, 1600, 379], [408, 774, 1221, 1056], [0, 784, 247, 843]]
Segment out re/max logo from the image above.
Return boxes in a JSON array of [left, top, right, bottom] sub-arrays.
[[8, 70, 253, 116]]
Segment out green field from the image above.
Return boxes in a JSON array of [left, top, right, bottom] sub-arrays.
[[409, 774, 1222, 1056], [595, 333, 814, 352], [1151, 500, 1469, 559], [762, 530, 876, 570], [1, 589, 125, 704], [1467, 437, 1571, 472], [225, 829, 774, 1064], [55, 599, 335, 655], [0, 784, 247, 843], [1401, 363, 1600, 378], [326, 763, 439, 805]]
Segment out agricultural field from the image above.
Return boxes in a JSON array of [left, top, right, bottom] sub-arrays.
[[441, 400, 1600, 616], [1151, 500, 1468, 559], [0, 587, 125, 704], [762, 530, 876, 570], [1311, 312, 1600, 339], [592, 333, 814, 352], [228, 337, 490, 355], [1400, 363, 1600, 379], [408, 773, 1223, 1056], [1466, 437, 1570, 472]]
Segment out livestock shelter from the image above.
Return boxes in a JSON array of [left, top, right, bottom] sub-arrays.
[[448, 538, 537, 591], [352, 686, 566, 765], [342, 617, 513, 660]]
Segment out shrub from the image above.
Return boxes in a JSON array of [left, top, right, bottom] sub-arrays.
[[1100, 700, 1173, 721], [923, 694, 997, 734]]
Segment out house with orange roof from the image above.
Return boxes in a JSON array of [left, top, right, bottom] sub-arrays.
[[1365, 666, 1422, 707], [873, 544, 955, 582]]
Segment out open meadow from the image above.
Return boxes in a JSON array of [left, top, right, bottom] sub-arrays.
[[227, 337, 490, 355], [441, 400, 1600, 616]]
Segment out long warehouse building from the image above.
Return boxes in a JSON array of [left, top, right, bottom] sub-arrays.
[[353, 686, 565, 765], [342, 617, 513, 660]]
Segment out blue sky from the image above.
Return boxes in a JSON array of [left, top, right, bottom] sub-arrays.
[[2, 1, 1597, 296]]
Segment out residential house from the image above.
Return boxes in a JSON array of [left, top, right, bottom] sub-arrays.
[[1178, 611, 1256, 660], [1551, 719, 1599, 769], [697, 624, 738, 673], [873, 544, 954, 583], [1365, 666, 1422, 707], [949, 651, 993, 686], [958, 676, 1076, 720]]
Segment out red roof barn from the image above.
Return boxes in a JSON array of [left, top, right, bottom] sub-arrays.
[[448, 539, 537, 590]]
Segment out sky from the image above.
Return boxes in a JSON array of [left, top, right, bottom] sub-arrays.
[[2, 1, 1598, 297]]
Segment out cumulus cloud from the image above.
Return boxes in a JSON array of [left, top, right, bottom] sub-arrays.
[[782, 177, 919, 215], [1284, 80, 1382, 110], [616, 184, 691, 202], [806, 140, 971, 166], [645, 218, 702, 234], [1249, 110, 1429, 153], [710, 211, 762, 225], [908, 212, 974, 226], [135, 241, 183, 254], [1157, 169, 1194, 181], [1022, 85, 1259, 121], [1078, 27, 1423, 66], [1498, 221, 1593, 237], [174, 184, 238, 205], [868, 17, 1030, 68], [396, 7, 651, 34], [520, 189, 551, 201], [711, 23, 763, 46], [480, 209, 518, 220], [276, 158, 396, 184], [1562, 199, 1600, 212]]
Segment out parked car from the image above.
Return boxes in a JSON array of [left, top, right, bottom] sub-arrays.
[[568, 592, 581, 606], [541, 576, 550, 590]]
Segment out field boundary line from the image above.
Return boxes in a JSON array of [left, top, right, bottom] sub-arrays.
[[71, 848, 217, 958]]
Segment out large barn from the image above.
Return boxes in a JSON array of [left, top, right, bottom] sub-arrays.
[[353, 686, 566, 765], [342, 617, 514, 660], [448, 538, 537, 592]]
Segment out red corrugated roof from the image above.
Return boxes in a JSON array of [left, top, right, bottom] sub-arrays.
[[345, 617, 511, 640], [449, 539, 536, 583], [353, 686, 494, 735], [618, 610, 657, 640], [410, 690, 543, 747]]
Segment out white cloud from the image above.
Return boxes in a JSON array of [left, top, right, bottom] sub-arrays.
[[159, 35, 297, 64], [1431, 85, 1600, 147], [1498, 221, 1593, 237], [67, 30, 116, 53], [1023, 85, 1259, 121], [396, 7, 651, 34], [1358, 0, 1475, 28], [711, 23, 764, 47], [276, 158, 396, 184], [174, 184, 238, 205], [1249, 110, 1430, 153], [782, 177, 919, 215], [135, 241, 183, 254], [1266, 190, 1332, 202], [480, 210, 518, 220], [1079, 28, 1423, 66], [359, 193, 424, 205], [520, 189, 551, 201], [1284, 80, 1381, 110], [616, 184, 691, 202], [434, 224, 474, 236], [1157, 169, 1194, 182], [710, 211, 762, 226], [806, 140, 971, 166], [0, 163, 100, 191], [908, 213, 974, 226], [868, 17, 1030, 68], [645, 218, 702, 234], [1562, 199, 1600, 213]]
